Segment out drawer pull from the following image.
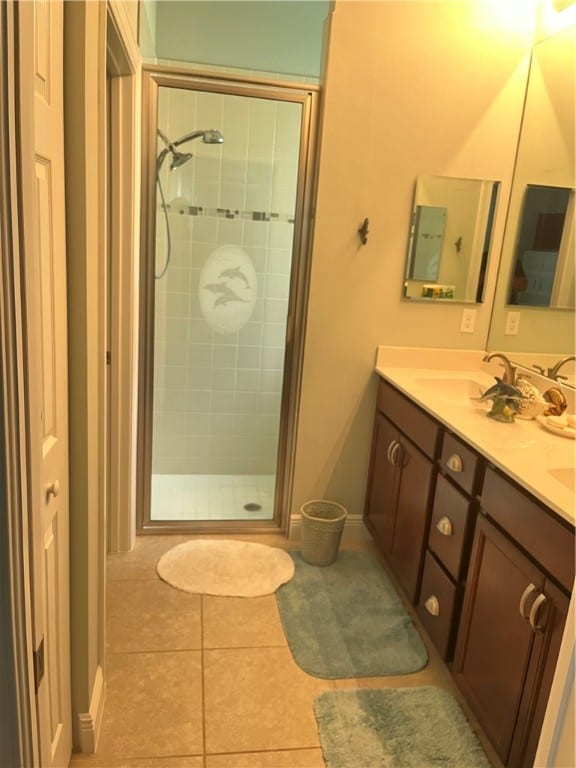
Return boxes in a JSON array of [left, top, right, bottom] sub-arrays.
[[435, 516, 453, 536], [446, 453, 463, 473], [386, 440, 396, 464], [390, 441, 401, 466], [424, 595, 440, 616], [519, 583, 537, 619], [529, 593, 548, 632]]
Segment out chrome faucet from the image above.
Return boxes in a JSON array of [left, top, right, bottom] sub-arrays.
[[547, 355, 575, 381], [482, 352, 517, 385]]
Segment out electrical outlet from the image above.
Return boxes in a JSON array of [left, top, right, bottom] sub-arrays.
[[460, 308, 476, 333], [505, 311, 520, 335]]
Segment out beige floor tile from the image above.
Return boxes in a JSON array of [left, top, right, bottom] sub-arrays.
[[70, 757, 204, 768], [107, 536, 193, 581], [107, 580, 202, 653], [204, 646, 331, 754], [96, 651, 203, 759], [206, 748, 325, 767], [203, 595, 287, 649]]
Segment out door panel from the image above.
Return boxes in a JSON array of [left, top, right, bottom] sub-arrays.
[[453, 516, 542, 763], [364, 413, 399, 552], [388, 439, 433, 603], [18, 1, 71, 765]]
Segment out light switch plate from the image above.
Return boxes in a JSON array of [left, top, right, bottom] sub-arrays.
[[460, 308, 476, 333], [505, 311, 520, 335]]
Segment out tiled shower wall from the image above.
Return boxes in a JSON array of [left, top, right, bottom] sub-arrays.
[[152, 85, 301, 476]]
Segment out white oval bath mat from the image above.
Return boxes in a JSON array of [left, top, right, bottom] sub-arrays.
[[156, 539, 295, 597]]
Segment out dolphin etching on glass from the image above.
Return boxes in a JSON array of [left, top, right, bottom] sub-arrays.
[[218, 266, 250, 287], [213, 292, 248, 308]]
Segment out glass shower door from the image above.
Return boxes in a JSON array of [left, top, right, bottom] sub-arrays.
[[141, 73, 315, 529]]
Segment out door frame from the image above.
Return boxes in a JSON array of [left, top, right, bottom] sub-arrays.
[[106, 1, 142, 554]]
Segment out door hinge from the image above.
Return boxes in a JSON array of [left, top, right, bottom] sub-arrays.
[[106, 350, 111, 365], [33, 637, 45, 693]]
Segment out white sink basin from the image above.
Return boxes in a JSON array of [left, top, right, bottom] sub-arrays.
[[415, 377, 488, 404], [548, 467, 575, 491]]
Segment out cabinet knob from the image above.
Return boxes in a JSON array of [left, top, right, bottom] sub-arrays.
[[446, 453, 463, 473], [424, 595, 440, 616], [436, 516, 453, 536], [519, 582, 537, 619], [529, 593, 548, 632], [45, 480, 60, 499]]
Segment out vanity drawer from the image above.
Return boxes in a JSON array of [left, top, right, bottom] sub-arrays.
[[440, 432, 482, 495], [481, 466, 575, 592], [428, 475, 473, 582], [376, 378, 440, 459], [417, 552, 459, 661]]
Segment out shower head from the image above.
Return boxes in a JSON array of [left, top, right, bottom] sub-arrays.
[[157, 128, 223, 172], [173, 128, 224, 148], [169, 151, 193, 170]]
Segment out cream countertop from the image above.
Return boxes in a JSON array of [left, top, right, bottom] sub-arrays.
[[374, 346, 576, 527]]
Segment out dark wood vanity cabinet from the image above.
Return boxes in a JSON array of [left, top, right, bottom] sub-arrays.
[[364, 379, 440, 603], [417, 432, 483, 661], [366, 377, 575, 768], [452, 468, 574, 768]]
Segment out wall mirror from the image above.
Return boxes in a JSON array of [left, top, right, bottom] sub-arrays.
[[403, 174, 499, 303], [487, 22, 575, 370], [506, 183, 574, 308]]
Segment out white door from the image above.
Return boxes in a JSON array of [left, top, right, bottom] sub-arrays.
[[17, 1, 72, 765]]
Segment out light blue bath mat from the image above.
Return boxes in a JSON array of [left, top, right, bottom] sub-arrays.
[[275, 551, 427, 678], [314, 686, 491, 767]]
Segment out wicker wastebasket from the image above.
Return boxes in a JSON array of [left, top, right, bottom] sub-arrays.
[[300, 500, 348, 566]]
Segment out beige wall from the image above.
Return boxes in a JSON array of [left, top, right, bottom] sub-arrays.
[[290, 0, 535, 521], [65, 0, 106, 746], [66, 0, 141, 750]]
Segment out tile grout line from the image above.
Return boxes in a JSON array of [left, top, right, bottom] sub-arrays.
[[201, 592, 207, 768]]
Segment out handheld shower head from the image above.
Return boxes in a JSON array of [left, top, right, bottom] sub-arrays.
[[173, 128, 224, 147], [157, 128, 223, 172]]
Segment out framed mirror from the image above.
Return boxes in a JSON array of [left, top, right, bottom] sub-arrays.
[[403, 174, 499, 303]]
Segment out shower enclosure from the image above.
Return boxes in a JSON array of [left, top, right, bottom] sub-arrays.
[[137, 68, 318, 532]]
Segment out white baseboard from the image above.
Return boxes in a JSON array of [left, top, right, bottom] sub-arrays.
[[76, 664, 105, 754], [288, 513, 371, 544]]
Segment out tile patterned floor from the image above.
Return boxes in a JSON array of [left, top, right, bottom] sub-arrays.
[[69, 534, 502, 768], [150, 475, 275, 521]]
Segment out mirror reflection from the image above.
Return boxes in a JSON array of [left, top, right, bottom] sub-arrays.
[[487, 22, 575, 363], [403, 174, 499, 303], [507, 184, 574, 307]]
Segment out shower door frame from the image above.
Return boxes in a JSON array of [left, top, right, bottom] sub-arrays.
[[137, 66, 319, 534]]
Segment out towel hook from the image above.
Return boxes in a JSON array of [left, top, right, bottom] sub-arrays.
[[358, 218, 369, 245]]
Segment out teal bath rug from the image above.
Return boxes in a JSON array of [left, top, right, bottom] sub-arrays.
[[314, 686, 491, 768], [275, 551, 427, 678]]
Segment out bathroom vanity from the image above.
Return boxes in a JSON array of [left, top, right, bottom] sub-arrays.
[[364, 348, 575, 768]]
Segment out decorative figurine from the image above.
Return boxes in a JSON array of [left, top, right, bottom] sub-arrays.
[[543, 386, 568, 417], [514, 377, 548, 420], [472, 377, 524, 423]]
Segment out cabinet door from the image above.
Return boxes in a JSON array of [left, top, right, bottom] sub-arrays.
[[453, 515, 544, 764], [364, 413, 399, 553], [509, 577, 569, 768], [388, 437, 434, 603]]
